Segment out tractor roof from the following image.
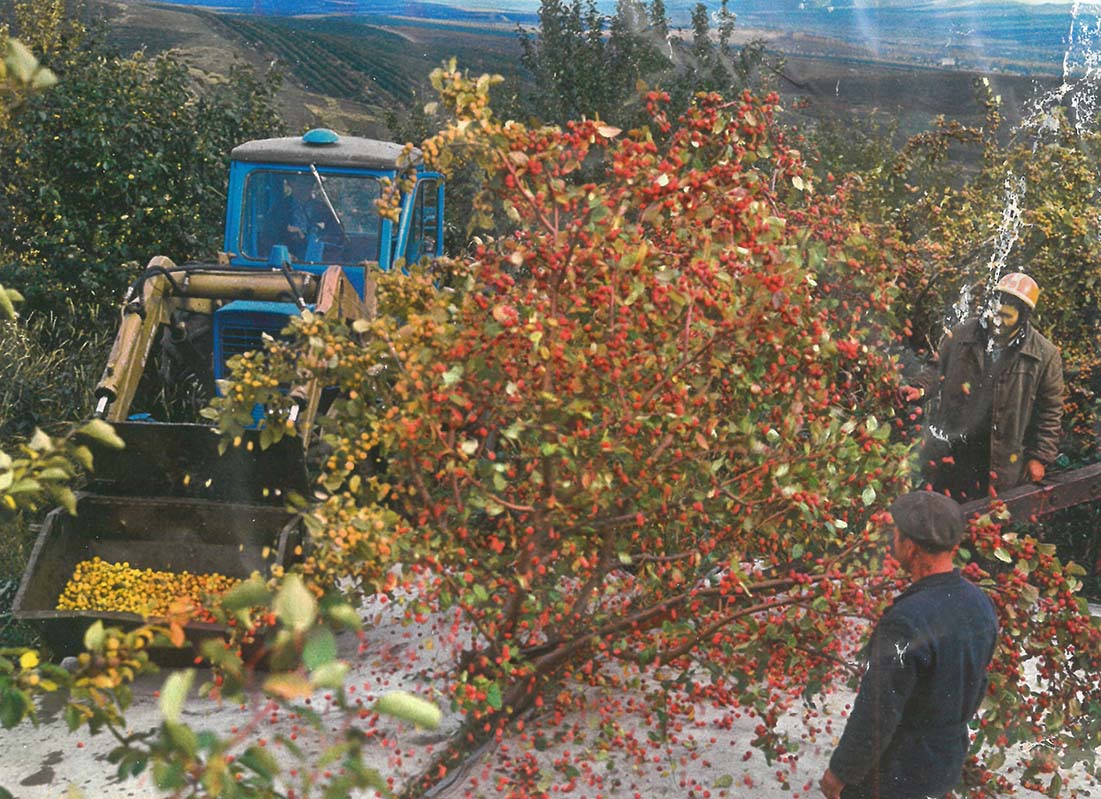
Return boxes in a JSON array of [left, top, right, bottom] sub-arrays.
[[231, 129, 423, 171]]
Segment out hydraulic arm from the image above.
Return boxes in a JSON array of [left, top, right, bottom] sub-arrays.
[[93, 256, 369, 437]]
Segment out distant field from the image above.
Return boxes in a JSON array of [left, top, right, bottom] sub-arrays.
[[779, 55, 1060, 136], [192, 10, 525, 108], [91, 0, 1068, 143]]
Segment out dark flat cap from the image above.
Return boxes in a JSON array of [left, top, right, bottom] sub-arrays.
[[889, 491, 965, 550]]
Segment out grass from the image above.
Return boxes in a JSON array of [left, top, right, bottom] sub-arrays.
[[0, 312, 112, 442]]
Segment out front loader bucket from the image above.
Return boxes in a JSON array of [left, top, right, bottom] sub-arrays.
[[13, 421, 308, 658], [85, 421, 308, 504], [13, 495, 300, 657]]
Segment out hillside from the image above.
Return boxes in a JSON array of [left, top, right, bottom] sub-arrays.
[[99, 0, 527, 135], [153, 0, 1086, 76], [94, 0, 1065, 145]]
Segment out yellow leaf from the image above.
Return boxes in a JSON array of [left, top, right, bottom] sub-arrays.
[[168, 622, 186, 648], [19, 651, 39, 670], [263, 673, 313, 700]]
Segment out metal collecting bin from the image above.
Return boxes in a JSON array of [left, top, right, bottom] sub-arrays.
[[12, 421, 307, 657]]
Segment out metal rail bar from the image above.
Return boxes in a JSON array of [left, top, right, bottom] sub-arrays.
[[961, 462, 1101, 521]]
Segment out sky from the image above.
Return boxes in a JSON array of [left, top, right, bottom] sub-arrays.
[[444, 0, 1075, 6]]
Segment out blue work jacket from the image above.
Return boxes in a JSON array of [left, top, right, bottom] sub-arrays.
[[830, 570, 999, 799]]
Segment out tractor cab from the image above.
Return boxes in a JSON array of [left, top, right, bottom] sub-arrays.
[[225, 127, 443, 287], [214, 128, 444, 381]]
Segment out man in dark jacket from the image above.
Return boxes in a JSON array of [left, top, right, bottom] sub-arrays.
[[819, 491, 998, 799], [915, 272, 1063, 500]]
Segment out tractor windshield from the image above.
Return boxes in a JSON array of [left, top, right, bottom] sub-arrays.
[[239, 169, 382, 265]]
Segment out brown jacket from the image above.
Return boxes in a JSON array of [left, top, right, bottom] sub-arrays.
[[922, 318, 1064, 491]]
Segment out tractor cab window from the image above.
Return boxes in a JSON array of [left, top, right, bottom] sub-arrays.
[[402, 179, 441, 266], [240, 170, 382, 265]]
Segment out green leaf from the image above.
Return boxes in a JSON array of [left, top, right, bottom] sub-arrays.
[[64, 705, 83, 732], [31, 67, 57, 90], [277, 734, 304, 759], [153, 761, 186, 791], [303, 628, 337, 670], [316, 741, 354, 768], [54, 487, 77, 516], [273, 574, 317, 632], [83, 620, 105, 651], [76, 420, 125, 450], [238, 745, 280, 781], [994, 548, 1012, 564], [326, 603, 362, 631], [5, 39, 39, 83], [7, 478, 41, 495], [374, 690, 442, 729], [0, 687, 30, 728], [1020, 584, 1040, 607], [36, 467, 70, 481], [221, 577, 271, 612], [485, 682, 503, 711], [310, 661, 349, 690], [713, 774, 734, 788], [0, 285, 19, 321], [442, 365, 464, 386], [159, 669, 194, 724], [164, 721, 199, 758]]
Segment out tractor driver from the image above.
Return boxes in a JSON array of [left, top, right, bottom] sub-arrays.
[[265, 176, 313, 260]]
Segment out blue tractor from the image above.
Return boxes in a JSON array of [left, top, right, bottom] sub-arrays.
[[93, 127, 443, 436], [13, 130, 445, 652]]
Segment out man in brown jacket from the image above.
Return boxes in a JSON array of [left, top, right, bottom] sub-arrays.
[[915, 273, 1063, 501]]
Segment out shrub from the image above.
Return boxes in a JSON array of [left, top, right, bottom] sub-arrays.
[[208, 67, 1101, 797], [213, 69, 919, 787], [0, 26, 285, 323]]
